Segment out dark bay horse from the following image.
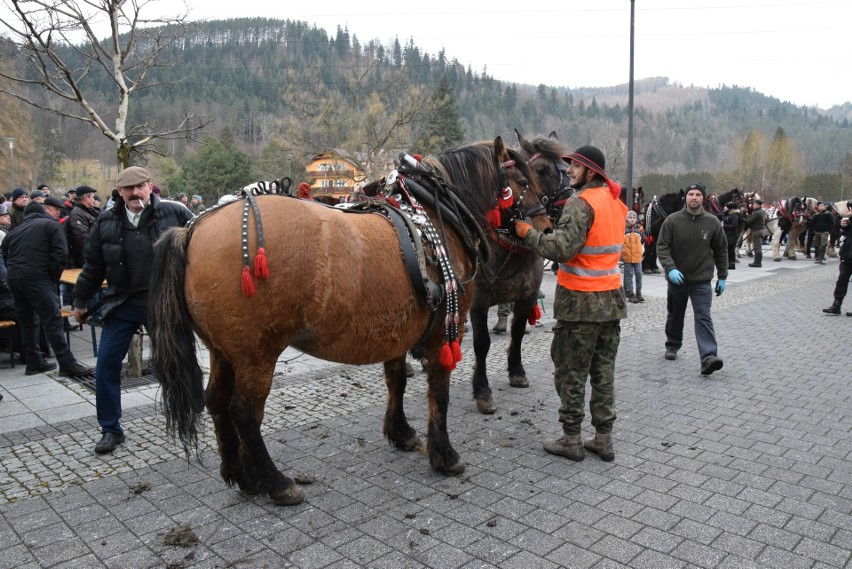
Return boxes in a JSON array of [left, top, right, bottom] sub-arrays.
[[704, 188, 743, 217], [428, 135, 554, 414], [148, 138, 550, 505], [643, 190, 685, 273]]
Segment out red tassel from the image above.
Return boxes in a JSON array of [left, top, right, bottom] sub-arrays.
[[413, 153, 423, 161], [499, 187, 514, 210], [487, 208, 502, 228], [254, 247, 270, 279], [528, 304, 542, 325], [439, 342, 456, 370], [450, 339, 462, 364], [241, 265, 255, 298], [607, 179, 622, 200]]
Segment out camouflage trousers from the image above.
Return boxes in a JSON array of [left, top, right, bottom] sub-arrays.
[[550, 320, 621, 435]]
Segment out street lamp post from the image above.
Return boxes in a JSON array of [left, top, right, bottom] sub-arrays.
[[6, 137, 14, 189]]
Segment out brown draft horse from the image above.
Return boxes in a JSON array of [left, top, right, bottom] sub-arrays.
[[424, 137, 555, 414], [148, 137, 550, 505]]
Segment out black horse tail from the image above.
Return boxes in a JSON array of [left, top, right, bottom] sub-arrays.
[[149, 226, 206, 456]]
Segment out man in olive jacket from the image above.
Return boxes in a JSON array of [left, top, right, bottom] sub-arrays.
[[657, 183, 729, 375], [71, 167, 193, 454]]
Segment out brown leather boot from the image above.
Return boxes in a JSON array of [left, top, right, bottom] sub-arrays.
[[543, 434, 584, 461], [492, 316, 507, 333], [583, 432, 615, 462]]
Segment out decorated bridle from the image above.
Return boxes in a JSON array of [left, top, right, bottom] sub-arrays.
[[526, 151, 572, 224]]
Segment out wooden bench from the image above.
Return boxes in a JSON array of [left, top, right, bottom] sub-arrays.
[[0, 320, 17, 368]]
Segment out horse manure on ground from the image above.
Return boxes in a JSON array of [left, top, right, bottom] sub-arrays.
[[162, 524, 198, 547], [294, 473, 316, 485]]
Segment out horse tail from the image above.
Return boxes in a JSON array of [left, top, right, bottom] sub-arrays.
[[149, 226, 206, 456]]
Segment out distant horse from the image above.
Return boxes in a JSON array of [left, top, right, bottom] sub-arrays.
[[767, 197, 819, 261], [827, 200, 852, 257], [642, 190, 685, 273], [148, 137, 550, 505], [704, 188, 743, 218], [432, 134, 554, 414], [312, 194, 342, 206]]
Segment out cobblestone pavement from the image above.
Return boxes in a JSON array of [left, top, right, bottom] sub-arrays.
[[0, 258, 850, 568]]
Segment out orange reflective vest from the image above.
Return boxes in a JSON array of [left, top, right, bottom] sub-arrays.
[[558, 186, 629, 292]]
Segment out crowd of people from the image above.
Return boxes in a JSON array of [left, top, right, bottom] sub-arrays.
[[2, 157, 849, 463]]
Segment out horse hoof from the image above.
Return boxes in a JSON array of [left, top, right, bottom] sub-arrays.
[[475, 395, 497, 414], [398, 432, 421, 451], [270, 482, 305, 506], [509, 375, 529, 388], [445, 459, 466, 475]]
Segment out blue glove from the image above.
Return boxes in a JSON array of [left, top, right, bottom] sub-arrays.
[[715, 279, 726, 296], [667, 269, 684, 285]]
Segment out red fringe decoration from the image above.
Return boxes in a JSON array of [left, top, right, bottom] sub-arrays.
[[528, 304, 542, 325], [241, 265, 256, 298], [487, 207, 502, 228], [450, 339, 462, 363], [440, 342, 456, 371], [387, 197, 401, 209], [254, 247, 270, 279], [413, 153, 423, 161]]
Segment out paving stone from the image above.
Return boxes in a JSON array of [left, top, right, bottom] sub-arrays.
[[0, 266, 849, 568]]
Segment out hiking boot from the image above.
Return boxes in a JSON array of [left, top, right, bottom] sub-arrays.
[[59, 361, 95, 377], [748, 262, 762, 267], [728, 263, 736, 270], [543, 434, 584, 461], [626, 292, 636, 303], [94, 432, 126, 454], [700, 356, 724, 376], [583, 432, 614, 462], [492, 316, 507, 334], [635, 290, 644, 302], [846, 311, 852, 317], [664, 349, 677, 361], [25, 361, 57, 376], [823, 303, 841, 315]]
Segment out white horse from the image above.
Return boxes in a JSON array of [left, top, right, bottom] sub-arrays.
[[768, 197, 819, 261]]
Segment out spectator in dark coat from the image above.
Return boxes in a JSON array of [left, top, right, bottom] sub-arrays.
[[0, 199, 94, 376], [9, 188, 28, 230], [65, 185, 101, 268]]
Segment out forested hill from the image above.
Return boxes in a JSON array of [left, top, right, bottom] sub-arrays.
[[39, 18, 852, 193]]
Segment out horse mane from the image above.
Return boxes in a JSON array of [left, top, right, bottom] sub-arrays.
[[525, 134, 571, 163], [424, 141, 510, 228], [659, 190, 685, 213]]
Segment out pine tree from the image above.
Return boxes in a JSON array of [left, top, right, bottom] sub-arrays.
[[416, 76, 465, 154]]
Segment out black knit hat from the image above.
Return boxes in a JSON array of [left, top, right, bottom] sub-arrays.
[[686, 183, 707, 198]]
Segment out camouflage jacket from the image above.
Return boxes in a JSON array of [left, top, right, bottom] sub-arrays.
[[520, 187, 627, 323]]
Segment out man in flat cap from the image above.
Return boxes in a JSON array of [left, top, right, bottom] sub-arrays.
[[71, 166, 193, 454]]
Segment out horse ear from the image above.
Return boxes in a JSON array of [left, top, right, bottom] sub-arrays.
[[548, 130, 558, 139], [514, 128, 534, 153], [493, 136, 508, 160]]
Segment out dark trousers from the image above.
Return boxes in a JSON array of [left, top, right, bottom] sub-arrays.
[[96, 302, 146, 435], [665, 280, 717, 364], [833, 261, 852, 305], [7, 279, 74, 367]]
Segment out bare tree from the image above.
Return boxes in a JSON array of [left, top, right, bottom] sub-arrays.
[[280, 55, 431, 181], [0, 0, 210, 168]]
